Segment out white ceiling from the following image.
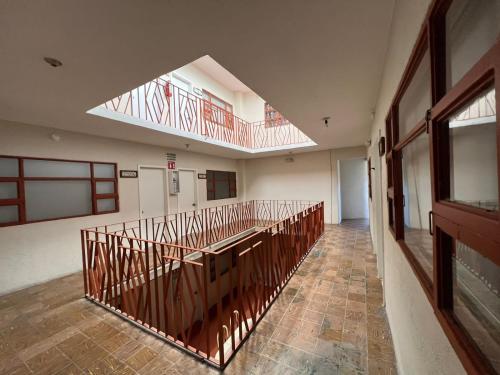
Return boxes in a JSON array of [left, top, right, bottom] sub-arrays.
[[0, 0, 395, 159]]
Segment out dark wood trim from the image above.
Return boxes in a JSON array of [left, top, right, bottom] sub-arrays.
[[384, 1, 500, 373], [397, 239, 433, 301], [393, 121, 427, 151], [0, 156, 119, 227]]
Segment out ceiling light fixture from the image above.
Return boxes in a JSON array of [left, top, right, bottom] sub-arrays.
[[43, 57, 63, 67], [322, 116, 331, 127]]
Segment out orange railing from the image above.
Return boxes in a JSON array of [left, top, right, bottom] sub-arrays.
[[81, 200, 324, 369], [100, 78, 313, 150]]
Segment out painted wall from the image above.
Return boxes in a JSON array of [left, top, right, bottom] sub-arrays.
[[172, 64, 266, 123], [243, 146, 366, 225], [367, 0, 466, 374], [339, 158, 369, 220], [0, 120, 243, 295]]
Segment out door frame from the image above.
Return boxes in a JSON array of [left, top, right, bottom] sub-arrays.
[[138, 164, 169, 219], [177, 168, 199, 212]]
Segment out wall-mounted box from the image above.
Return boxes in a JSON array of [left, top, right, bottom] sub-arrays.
[[168, 170, 179, 195]]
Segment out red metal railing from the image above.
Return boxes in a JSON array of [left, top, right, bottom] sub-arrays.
[[81, 200, 324, 369], [100, 78, 313, 150]]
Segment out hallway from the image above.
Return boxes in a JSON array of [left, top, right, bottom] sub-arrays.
[[0, 220, 396, 374]]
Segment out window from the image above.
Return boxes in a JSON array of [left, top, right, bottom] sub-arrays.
[[452, 238, 500, 374], [0, 156, 118, 226], [202, 90, 234, 128], [385, 1, 500, 373], [264, 103, 288, 127], [401, 131, 433, 284], [206, 170, 236, 201]]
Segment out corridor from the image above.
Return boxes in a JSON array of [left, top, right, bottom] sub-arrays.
[[0, 220, 396, 374]]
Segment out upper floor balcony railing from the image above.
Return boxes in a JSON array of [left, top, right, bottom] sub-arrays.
[[97, 77, 315, 151]]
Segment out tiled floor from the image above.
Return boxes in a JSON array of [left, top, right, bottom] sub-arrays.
[[0, 220, 397, 374]]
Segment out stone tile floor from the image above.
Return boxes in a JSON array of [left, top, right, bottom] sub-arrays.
[[0, 220, 397, 374]]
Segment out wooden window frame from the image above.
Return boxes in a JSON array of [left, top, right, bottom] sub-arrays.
[[206, 170, 237, 201], [384, 1, 500, 374], [264, 102, 288, 128], [0, 155, 119, 227], [202, 89, 234, 129]]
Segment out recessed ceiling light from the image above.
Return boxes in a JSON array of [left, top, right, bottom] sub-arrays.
[[43, 57, 63, 67]]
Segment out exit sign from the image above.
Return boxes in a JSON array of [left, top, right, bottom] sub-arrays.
[[167, 161, 176, 170]]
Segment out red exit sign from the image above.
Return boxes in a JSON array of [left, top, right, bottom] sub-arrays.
[[167, 161, 176, 170]]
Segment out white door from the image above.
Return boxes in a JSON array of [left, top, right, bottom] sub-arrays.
[[178, 170, 197, 212], [139, 167, 167, 218]]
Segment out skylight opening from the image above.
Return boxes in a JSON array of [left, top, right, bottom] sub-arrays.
[[88, 55, 316, 153]]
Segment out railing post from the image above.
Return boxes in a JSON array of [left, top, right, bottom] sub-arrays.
[[81, 230, 88, 296]]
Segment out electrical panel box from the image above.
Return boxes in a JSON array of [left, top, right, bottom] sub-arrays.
[[168, 170, 179, 195]]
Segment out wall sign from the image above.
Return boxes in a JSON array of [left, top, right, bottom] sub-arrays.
[[120, 170, 138, 178], [166, 153, 176, 161], [167, 161, 176, 170], [198, 173, 207, 179]]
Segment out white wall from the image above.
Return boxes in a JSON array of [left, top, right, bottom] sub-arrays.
[[0, 120, 243, 295], [244, 146, 366, 225], [367, 0, 466, 374], [172, 64, 266, 123], [339, 158, 369, 220]]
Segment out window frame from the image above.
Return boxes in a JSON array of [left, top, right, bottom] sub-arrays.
[[202, 89, 234, 129], [206, 170, 237, 201], [384, 1, 500, 373], [0, 155, 119, 227]]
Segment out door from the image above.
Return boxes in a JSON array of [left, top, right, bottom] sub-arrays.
[[178, 170, 197, 212], [139, 167, 167, 218]]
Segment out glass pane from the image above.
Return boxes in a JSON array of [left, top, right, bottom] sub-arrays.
[[448, 86, 497, 211], [0, 205, 18, 223], [446, 0, 500, 91], [402, 131, 433, 281], [398, 49, 432, 139], [453, 240, 500, 373], [215, 179, 230, 199], [96, 181, 115, 194], [97, 198, 115, 212], [93, 163, 115, 178], [25, 180, 92, 221], [0, 182, 17, 200], [24, 159, 91, 178], [0, 157, 19, 177]]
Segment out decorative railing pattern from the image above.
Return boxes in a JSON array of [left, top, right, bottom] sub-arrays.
[[99, 78, 313, 150], [81, 200, 324, 369]]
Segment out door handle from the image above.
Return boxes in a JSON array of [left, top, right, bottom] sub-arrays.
[[428, 211, 433, 236]]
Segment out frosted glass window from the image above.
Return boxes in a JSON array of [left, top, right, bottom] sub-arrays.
[[448, 87, 497, 211], [96, 181, 115, 194], [0, 182, 17, 200], [402, 131, 433, 282], [0, 157, 19, 177], [97, 199, 116, 212], [25, 181, 92, 221], [0, 205, 18, 223], [24, 159, 90, 178], [446, 0, 500, 91], [398, 50, 432, 139], [453, 240, 500, 373], [93, 163, 115, 178]]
